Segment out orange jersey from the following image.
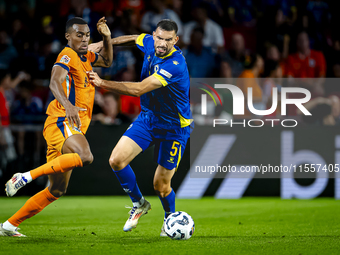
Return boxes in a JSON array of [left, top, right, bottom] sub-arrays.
[[237, 70, 262, 99], [46, 45, 98, 130]]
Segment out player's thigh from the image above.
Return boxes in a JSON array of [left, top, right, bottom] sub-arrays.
[[109, 136, 143, 169], [62, 134, 93, 164]]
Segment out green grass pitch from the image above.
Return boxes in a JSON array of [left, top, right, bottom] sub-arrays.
[[1, 196, 339, 255]]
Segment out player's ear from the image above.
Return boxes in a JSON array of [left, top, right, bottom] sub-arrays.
[[65, 32, 70, 41], [174, 35, 179, 45]]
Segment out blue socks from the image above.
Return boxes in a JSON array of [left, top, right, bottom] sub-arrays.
[[113, 165, 144, 207], [159, 189, 175, 219]]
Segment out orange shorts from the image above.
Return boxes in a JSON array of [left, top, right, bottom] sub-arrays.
[[43, 116, 89, 162]]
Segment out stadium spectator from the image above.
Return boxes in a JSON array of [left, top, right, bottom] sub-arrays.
[[140, 0, 183, 35], [101, 12, 138, 80], [258, 7, 291, 59], [303, 0, 331, 49], [286, 31, 326, 95], [183, 27, 216, 78], [191, 0, 224, 24], [60, 0, 101, 41], [0, 70, 18, 168], [0, 29, 18, 70], [117, 0, 145, 23], [262, 59, 283, 107], [92, 92, 131, 125], [183, 3, 224, 54], [220, 33, 248, 79], [297, 96, 340, 126], [227, 0, 257, 27], [237, 54, 265, 115], [259, 0, 297, 25]]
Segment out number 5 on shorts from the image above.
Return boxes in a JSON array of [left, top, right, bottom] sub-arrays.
[[170, 141, 180, 156]]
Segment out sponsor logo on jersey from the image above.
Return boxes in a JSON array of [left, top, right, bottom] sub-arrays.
[[160, 69, 172, 78], [60, 55, 71, 64], [173, 61, 179, 65], [154, 64, 159, 73]]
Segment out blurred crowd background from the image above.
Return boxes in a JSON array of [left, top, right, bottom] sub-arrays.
[[1, 0, 340, 178]]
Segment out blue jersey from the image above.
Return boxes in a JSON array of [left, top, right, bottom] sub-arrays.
[[136, 33, 192, 130]]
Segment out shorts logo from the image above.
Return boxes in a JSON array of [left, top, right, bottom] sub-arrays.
[[160, 69, 172, 78], [167, 157, 175, 163], [60, 55, 71, 64]]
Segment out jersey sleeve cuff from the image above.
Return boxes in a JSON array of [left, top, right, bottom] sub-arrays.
[[53, 63, 70, 72], [91, 53, 99, 66], [152, 73, 168, 86], [136, 33, 147, 47]]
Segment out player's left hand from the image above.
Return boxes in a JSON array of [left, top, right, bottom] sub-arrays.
[[97, 17, 111, 38], [88, 71, 103, 87]]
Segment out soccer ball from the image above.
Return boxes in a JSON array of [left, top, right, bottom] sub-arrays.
[[164, 211, 195, 240]]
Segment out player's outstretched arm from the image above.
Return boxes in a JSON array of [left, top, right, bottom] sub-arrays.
[[88, 35, 139, 53], [50, 66, 86, 129], [93, 17, 113, 67], [88, 71, 162, 97]]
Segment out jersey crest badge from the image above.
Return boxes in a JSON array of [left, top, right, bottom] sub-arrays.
[[173, 61, 179, 65], [60, 55, 71, 64]]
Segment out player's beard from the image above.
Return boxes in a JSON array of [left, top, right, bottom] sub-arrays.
[[155, 46, 169, 58]]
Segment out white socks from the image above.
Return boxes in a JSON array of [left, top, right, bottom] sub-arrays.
[[22, 172, 33, 183]]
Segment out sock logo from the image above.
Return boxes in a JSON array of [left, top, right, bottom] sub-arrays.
[[123, 188, 131, 193]]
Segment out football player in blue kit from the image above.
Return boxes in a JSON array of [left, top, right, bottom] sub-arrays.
[[88, 19, 191, 235]]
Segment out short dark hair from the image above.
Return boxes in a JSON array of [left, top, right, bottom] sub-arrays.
[[66, 17, 88, 33], [156, 19, 178, 34]]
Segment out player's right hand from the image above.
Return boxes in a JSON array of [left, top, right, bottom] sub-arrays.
[[97, 17, 111, 38], [65, 104, 87, 130], [88, 71, 103, 87]]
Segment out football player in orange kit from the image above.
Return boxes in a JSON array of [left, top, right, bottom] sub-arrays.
[[0, 17, 112, 237]]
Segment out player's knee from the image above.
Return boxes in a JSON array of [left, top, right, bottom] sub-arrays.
[[153, 180, 171, 197], [49, 187, 68, 198], [109, 156, 126, 170], [79, 151, 94, 166]]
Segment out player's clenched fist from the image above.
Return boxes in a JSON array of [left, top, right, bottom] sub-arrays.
[[88, 71, 103, 87], [97, 17, 111, 37]]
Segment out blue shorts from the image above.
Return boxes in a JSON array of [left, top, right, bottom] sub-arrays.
[[123, 116, 190, 170]]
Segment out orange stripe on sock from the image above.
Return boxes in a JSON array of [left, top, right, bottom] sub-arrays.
[[30, 153, 83, 180], [8, 188, 58, 227]]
